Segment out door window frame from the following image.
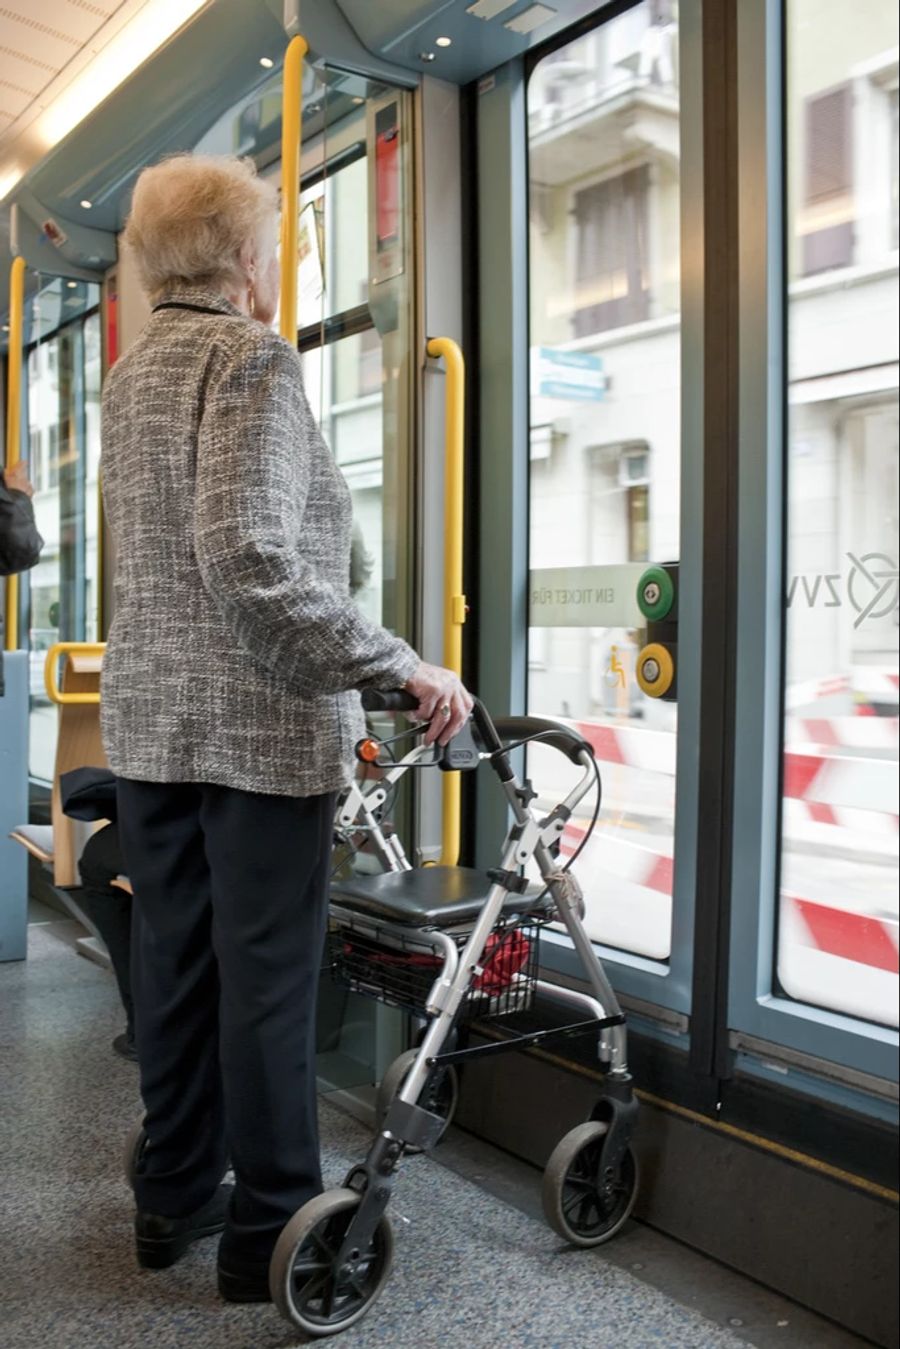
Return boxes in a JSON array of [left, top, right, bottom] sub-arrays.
[[727, 0, 898, 1083], [472, 0, 706, 1023]]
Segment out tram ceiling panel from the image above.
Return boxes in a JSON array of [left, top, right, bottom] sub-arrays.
[[17, 0, 288, 238], [334, 0, 610, 83]]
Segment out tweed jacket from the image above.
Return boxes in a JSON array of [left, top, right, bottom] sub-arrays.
[[100, 286, 418, 797]]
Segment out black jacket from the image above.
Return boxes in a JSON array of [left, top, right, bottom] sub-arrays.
[[1, 478, 43, 696], [0, 479, 43, 577], [59, 766, 118, 822]]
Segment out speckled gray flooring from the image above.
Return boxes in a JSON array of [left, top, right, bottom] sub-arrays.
[[0, 923, 757, 1348]]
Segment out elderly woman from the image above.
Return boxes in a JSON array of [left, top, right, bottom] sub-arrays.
[[101, 153, 471, 1302]]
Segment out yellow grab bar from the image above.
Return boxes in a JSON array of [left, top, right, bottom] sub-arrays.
[[44, 642, 106, 706], [427, 337, 466, 867], [279, 34, 308, 347], [4, 256, 27, 652]]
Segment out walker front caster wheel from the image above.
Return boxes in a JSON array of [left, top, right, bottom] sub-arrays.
[[123, 1120, 148, 1189], [269, 1188, 394, 1337], [542, 1120, 639, 1247], [376, 1048, 459, 1153]]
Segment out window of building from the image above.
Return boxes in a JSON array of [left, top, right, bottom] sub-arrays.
[[573, 167, 650, 335], [627, 484, 650, 562], [800, 83, 854, 275]]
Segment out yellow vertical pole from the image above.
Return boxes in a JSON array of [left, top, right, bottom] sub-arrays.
[[426, 337, 466, 866], [279, 34, 308, 346], [4, 255, 27, 651]]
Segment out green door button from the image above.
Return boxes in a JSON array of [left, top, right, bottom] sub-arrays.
[[637, 566, 674, 621]]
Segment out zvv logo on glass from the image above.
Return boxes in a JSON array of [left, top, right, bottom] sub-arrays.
[[786, 553, 899, 628]]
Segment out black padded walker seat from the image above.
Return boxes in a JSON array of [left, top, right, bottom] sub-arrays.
[[330, 866, 541, 928]]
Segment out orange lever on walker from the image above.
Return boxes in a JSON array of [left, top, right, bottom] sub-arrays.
[[356, 738, 382, 764]]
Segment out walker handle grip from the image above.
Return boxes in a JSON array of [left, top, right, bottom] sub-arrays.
[[492, 716, 594, 766], [361, 688, 418, 713]]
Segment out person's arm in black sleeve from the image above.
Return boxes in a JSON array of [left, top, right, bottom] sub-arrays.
[[0, 464, 44, 577]]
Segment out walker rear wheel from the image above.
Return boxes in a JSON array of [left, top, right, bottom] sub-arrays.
[[542, 1120, 638, 1247], [269, 1188, 394, 1336], [376, 1048, 459, 1153]]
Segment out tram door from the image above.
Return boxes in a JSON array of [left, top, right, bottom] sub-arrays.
[[294, 71, 420, 1095], [509, 1, 696, 1018], [527, 4, 682, 958], [478, 0, 899, 1094]]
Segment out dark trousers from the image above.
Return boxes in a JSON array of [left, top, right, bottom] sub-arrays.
[[116, 779, 335, 1257], [77, 822, 134, 1038]]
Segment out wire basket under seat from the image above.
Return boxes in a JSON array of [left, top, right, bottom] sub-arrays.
[[328, 911, 541, 1020]]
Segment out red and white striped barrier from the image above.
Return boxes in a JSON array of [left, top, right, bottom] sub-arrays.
[[561, 824, 672, 894], [564, 721, 898, 832], [783, 749, 899, 823], [560, 824, 899, 985], [785, 674, 850, 711], [786, 717, 899, 751], [852, 667, 900, 705], [571, 719, 897, 785], [781, 668, 898, 715], [783, 798, 899, 840], [780, 893, 899, 1025], [787, 893, 899, 975], [573, 721, 676, 775]]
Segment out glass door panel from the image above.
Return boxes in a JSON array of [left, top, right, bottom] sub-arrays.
[[779, 0, 899, 1029], [527, 0, 681, 960], [24, 284, 101, 782]]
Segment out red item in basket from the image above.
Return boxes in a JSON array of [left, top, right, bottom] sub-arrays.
[[346, 929, 531, 995], [472, 930, 531, 994]]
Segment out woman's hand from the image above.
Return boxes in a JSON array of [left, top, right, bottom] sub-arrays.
[[404, 661, 474, 746], [2, 461, 34, 499]]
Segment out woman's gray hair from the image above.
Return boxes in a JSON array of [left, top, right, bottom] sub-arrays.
[[124, 154, 278, 301]]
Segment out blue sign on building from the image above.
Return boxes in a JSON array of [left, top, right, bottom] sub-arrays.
[[533, 346, 607, 401]]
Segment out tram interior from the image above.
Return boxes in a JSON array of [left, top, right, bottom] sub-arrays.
[[1, 1, 898, 1346]]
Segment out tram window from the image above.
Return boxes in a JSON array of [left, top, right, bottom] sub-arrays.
[[779, 0, 899, 1027], [527, 1, 681, 962], [24, 294, 101, 783]]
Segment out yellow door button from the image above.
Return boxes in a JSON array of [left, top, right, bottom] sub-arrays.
[[636, 643, 675, 698]]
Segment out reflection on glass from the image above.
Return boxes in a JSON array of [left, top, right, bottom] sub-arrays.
[[779, 0, 899, 1027], [302, 330, 384, 627], [294, 119, 369, 332], [527, 1, 681, 960], [26, 291, 101, 781], [286, 99, 387, 628]]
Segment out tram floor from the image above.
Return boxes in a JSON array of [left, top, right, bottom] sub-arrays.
[[0, 919, 875, 1349]]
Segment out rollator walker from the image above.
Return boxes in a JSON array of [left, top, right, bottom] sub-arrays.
[[269, 691, 640, 1338]]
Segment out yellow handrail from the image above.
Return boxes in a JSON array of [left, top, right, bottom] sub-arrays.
[[4, 256, 27, 651], [427, 337, 466, 866], [279, 34, 308, 347], [44, 642, 106, 706]]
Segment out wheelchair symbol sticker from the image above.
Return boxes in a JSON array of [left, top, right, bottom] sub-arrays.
[[604, 646, 627, 689]]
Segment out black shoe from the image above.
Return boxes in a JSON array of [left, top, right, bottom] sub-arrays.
[[218, 1250, 273, 1304], [136, 1184, 233, 1270], [113, 1032, 138, 1063]]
